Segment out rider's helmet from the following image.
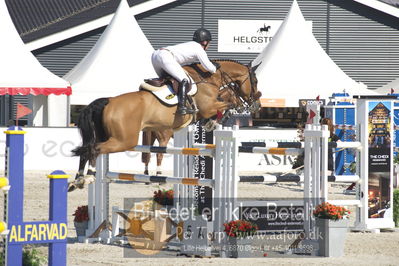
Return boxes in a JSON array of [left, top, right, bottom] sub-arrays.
[[193, 28, 212, 43]]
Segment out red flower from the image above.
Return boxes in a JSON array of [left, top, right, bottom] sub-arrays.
[[153, 189, 174, 206], [223, 220, 258, 238], [313, 202, 350, 220], [73, 205, 89, 222]]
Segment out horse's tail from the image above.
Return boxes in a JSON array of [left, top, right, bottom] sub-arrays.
[[72, 98, 109, 163]]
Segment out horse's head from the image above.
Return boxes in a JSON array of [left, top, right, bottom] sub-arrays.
[[218, 60, 262, 113]]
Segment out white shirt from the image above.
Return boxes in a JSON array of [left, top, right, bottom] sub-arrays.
[[165, 41, 217, 73]]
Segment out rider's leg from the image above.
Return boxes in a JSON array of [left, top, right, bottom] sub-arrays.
[[156, 53, 195, 115], [177, 78, 194, 115]]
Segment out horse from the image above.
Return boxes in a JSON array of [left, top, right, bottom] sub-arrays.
[[141, 76, 251, 176], [69, 60, 262, 191], [257, 24, 271, 34]]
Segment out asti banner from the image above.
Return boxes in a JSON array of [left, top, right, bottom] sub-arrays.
[[218, 19, 312, 53]]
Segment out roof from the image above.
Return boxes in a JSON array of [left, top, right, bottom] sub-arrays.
[[5, 0, 398, 51], [252, 0, 377, 107], [373, 77, 399, 94], [6, 0, 146, 43], [0, 0, 70, 95], [5, 0, 178, 50], [379, 0, 399, 7]]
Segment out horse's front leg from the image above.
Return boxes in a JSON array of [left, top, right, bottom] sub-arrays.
[[200, 100, 230, 119], [199, 100, 231, 131]]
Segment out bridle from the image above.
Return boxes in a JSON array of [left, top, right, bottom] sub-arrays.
[[217, 63, 259, 112]]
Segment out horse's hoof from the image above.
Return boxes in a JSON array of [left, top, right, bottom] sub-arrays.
[[83, 175, 96, 185], [71, 176, 86, 190], [68, 182, 77, 192], [156, 171, 162, 176], [144, 170, 149, 175], [204, 120, 218, 132]]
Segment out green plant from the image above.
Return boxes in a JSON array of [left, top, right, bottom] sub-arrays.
[[394, 154, 399, 164], [394, 189, 399, 227], [313, 202, 350, 220], [223, 220, 258, 238], [73, 205, 89, 222], [153, 189, 174, 206], [23, 248, 47, 266]]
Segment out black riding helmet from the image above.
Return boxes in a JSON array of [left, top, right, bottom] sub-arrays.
[[193, 28, 212, 43]]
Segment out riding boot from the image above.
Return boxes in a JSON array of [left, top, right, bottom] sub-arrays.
[[176, 79, 194, 115]]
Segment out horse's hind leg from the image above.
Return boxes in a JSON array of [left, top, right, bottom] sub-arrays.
[[155, 129, 174, 175], [142, 131, 156, 175]]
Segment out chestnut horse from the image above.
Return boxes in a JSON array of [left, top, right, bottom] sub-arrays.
[[141, 81, 250, 175], [70, 60, 261, 191]]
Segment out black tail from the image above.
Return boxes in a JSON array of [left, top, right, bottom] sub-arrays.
[[72, 98, 109, 164]]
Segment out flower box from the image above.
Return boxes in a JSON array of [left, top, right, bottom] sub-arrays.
[[313, 202, 350, 257]]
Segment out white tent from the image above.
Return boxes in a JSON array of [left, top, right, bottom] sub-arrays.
[[64, 0, 156, 105], [252, 0, 374, 107], [0, 0, 71, 126], [374, 78, 399, 95]]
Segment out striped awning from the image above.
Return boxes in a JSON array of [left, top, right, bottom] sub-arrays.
[[0, 87, 72, 96]]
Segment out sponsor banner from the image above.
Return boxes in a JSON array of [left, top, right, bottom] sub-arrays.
[[298, 99, 326, 107], [192, 122, 213, 218], [367, 101, 392, 219], [0, 127, 298, 172], [260, 98, 286, 107], [240, 200, 304, 231], [218, 19, 312, 53]]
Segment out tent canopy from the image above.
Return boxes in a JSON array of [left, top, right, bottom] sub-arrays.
[[64, 0, 156, 105], [252, 0, 374, 107], [0, 0, 70, 96]]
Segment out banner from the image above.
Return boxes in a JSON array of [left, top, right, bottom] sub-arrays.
[[367, 101, 392, 219], [218, 19, 312, 53]]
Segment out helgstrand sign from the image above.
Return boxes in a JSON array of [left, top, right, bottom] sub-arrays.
[[218, 19, 312, 53]]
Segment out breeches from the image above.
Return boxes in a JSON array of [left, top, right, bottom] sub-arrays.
[[151, 50, 188, 82]]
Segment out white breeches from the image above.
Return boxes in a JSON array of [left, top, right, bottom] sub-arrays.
[[151, 50, 188, 82]]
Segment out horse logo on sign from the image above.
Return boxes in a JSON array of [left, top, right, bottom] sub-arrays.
[[257, 24, 271, 34]]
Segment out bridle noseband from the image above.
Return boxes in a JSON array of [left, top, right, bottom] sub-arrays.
[[217, 65, 258, 112]]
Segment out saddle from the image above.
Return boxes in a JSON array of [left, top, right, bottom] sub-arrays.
[[144, 77, 192, 94]]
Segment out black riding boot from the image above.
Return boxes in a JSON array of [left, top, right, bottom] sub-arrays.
[[176, 79, 194, 115]]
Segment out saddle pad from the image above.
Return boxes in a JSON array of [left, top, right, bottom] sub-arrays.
[[140, 76, 198, 106], [141, 83, 178, 106]]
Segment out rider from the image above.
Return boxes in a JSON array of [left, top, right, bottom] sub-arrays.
[[151, 28, 220, 115]]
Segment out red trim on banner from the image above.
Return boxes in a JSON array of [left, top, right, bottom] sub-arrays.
[[0, 86, 72, 96]]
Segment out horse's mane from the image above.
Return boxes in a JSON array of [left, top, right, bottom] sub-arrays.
[[188, 59, 245, 67], [185, 59, 247, 78], [213, 59, 245, 65]]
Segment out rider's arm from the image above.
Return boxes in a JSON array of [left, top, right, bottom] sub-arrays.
[[196, 47, 217, 73]]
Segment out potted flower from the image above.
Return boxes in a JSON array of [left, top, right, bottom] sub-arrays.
[[313, 202, 350, 257], [152, 189, 174, 210], [73, 205, 89, 237], [223, 220, 258, 258]]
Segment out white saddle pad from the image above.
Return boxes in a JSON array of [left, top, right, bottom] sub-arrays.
[[140, 76, 197, 106]]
